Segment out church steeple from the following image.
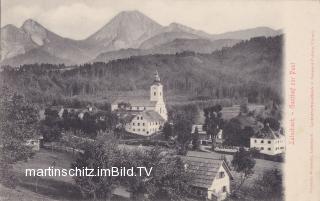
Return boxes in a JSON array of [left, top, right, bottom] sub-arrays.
[[153, 70, 161, 84]]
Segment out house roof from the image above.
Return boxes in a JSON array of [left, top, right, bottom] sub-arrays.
[[182, 151, 233, 189], [112, 97, 157, 107], [140, 110, 165, 122], [253, 124, 282, 139]]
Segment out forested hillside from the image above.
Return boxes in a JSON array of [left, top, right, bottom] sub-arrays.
[[0, 36, 283, 105]]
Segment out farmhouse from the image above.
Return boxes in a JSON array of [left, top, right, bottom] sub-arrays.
[[250, 123, 285, 155], [183, 151, 233, 201], [111, 71, 168, 136]]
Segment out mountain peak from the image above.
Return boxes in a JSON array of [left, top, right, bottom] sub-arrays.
[[21, 19, 42, 28], [21, 19, 48, 46], [86, 10, 162, 50]]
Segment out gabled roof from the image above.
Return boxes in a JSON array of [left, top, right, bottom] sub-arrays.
[[182, 151, 233, 189], [112, 97, 157, 107], [140, 110, 165, 122], [253, 124, 282, 139]]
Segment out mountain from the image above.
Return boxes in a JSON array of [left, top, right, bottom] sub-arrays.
[[1, 24, 38, 60], [1, 10, 282, 67], [211, 27, 282, 40], [1, 19, 90, 64], [82, 10, 163, 55], [0, 48, 71, 66], [93, 38, 240, 63]]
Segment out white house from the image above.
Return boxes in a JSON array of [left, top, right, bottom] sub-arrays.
[[250, 123, 285, 155], [183, 151, 233, 201], [112, 71, 168, 136], [124, 110, 165, 136]]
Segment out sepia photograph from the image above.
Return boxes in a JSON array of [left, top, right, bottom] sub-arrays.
[[1, 0, 319, 201]]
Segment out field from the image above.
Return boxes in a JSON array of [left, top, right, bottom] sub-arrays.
[[1, 149, 80, 201]]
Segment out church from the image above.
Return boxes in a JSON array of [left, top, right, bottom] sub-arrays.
[[111, 71, 168, 136]]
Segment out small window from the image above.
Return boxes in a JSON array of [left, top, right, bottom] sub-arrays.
[[261, 140, 264, 143], [138, 129, 140, 131], [143, 129, 145, 132], [137, 116, 139, 120], [141, 117, 143, 120], [133, 123, 135, 126], [154, 92, 156, 96], [268, 141, 271, 144], [147, 131, 149, 134], [133, 129, 135, 131], [144, 107, 146, 110], [268, 148, 271, 151], [160, 92, 162, 96], [222, 186, 227, 192], [261, 147, 264, 150], [143, 123, 145, 126], [138, 123, 140, 126], [254, 140, 257, 143], [219, 172, 225, 178]]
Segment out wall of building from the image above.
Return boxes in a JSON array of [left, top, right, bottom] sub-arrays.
[[208, 165, 230, 201], [250, 136, 285, 155], [125, 115, 164, 136]]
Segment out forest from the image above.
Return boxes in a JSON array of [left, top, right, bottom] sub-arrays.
[[0, 36, 283, 106]]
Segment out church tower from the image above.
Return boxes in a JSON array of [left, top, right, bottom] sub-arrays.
[[150, 71, 167, 121], [150, 70, 164, 102]]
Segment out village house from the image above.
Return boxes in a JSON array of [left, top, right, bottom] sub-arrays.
[[25, 135, 43, 151], [191, 124, 224, 145], [111, 71, 168, 136], [250, 123, 285, 155], [183, 151, 233, 201]]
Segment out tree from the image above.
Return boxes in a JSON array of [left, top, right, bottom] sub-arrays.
[[203, 105, 224, 150], [253, 169, 283, 200], [0, 87, 38, 188], [192, 127, 200, 150], [163, 122, 173, 140], [173, 117, 192, 155], [71, 133, 119, 200], [40, 108, 62, 142], [121, 147, 193, 201], [231, 148, 256, 195]]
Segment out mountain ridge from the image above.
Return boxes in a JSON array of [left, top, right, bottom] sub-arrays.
[[1, 10, 282, 66]]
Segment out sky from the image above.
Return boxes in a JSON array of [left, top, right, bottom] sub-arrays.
[[1, 0, 284, 40]]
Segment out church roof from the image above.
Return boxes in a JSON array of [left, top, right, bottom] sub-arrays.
[[112, 97, 157, 107]]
